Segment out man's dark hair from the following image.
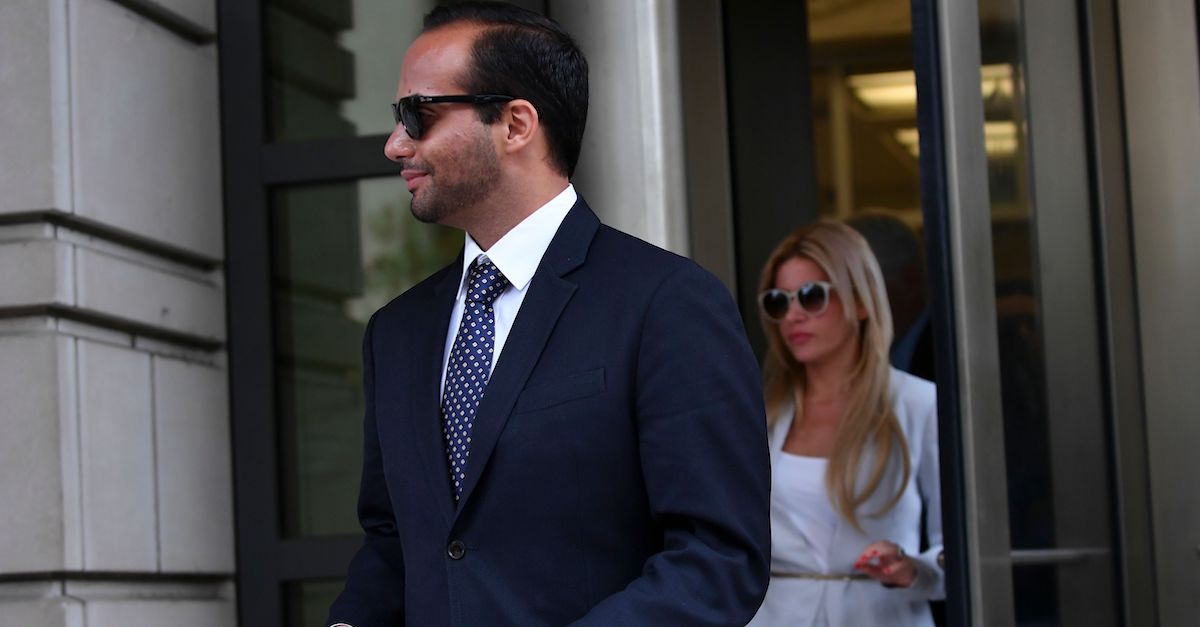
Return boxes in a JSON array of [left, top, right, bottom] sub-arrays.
[[845, 211, 926, 282], [424, 2, 589, 178]]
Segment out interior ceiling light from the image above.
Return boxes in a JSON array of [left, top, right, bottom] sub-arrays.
[[846, 70, 917, 109], [894, 121, 1018, 158], [848, 64, 1013, 110]]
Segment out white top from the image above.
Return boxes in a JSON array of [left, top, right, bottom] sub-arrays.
[[439, 184, 576, 393], [748, 368, 944, 627], [771, 453, 839, 574]]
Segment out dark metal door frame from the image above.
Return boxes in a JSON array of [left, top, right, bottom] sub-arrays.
[[218, 2, 390, 624], [910, 0, 974, 623]]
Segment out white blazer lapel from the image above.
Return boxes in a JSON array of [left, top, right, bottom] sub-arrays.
[[766, 402, 794, 466]]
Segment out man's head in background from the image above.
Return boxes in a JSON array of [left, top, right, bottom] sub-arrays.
[[845, 211, 928, 341]]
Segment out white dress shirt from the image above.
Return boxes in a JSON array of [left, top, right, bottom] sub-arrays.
[[439, 184, 577, 394]]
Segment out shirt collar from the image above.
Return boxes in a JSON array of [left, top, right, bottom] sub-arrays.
[[458, 184, 577, 297]]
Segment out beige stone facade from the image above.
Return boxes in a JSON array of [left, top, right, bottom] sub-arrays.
[[0, 1, 233, 625]]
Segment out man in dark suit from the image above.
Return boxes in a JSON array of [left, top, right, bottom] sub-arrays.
[[326, 3, 771, 626], [846, 212, 935, 382]]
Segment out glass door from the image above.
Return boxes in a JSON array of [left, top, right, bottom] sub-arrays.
[[916, 0, 1151, 624], [220, 1, 546, 625]]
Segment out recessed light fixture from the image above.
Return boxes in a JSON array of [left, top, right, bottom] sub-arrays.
[[848, 64, 1014, 111], [894, 121, 1018, 158]]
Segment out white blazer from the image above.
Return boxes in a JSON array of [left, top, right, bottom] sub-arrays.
[[748, 368, 944, 627]]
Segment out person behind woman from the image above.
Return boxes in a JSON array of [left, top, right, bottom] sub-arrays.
[[747, 219, 943, 626]]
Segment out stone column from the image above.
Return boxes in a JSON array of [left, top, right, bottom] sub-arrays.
[[548, 0, 690, 256], [0, 1, 234, 625]]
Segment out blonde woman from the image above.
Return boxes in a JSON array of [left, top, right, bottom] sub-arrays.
[[747, 220, 943, 626]]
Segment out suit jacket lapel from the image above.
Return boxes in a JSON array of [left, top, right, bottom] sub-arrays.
[[454, 200, 600, 515], [407, 254, 462, 526]]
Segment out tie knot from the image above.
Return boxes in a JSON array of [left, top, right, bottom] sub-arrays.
[[465, 258, 509, 305]]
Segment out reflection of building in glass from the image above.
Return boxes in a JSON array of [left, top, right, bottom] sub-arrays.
[[264, 1, 452, 562], [271, 183, 365, 539], [263, 1, 369, 542], [267, 0, 358, 140]]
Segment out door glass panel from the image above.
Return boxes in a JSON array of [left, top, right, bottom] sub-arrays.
[[809, 0, 922, 221], [272, 177, 459, 537], [284, 579, 345, 626], [978, 1, 1121, 623], [264, 0, 437, 141], [807, 2, 946, 621], [807, 0, 937, 383]]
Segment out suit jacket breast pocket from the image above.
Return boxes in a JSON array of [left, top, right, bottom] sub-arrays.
[[514, 368, 606, 414]]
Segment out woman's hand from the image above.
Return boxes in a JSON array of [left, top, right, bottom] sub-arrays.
[[854, 540, 916, 588]]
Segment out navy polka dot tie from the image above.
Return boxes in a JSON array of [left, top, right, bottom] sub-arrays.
[[442, 257, 510, 499]]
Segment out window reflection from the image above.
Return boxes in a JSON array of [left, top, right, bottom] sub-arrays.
[[272, 178, 458, 537], [980, 1, 1120, 624], [284, 579, 345, 626], [265, 0, 437, 141]]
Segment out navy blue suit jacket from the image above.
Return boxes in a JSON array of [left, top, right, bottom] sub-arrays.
[[329, 199, 771, 626]]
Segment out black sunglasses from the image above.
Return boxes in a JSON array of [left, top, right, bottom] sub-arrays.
[[391, 94, 515, 140], [758, 282, 835, 321]]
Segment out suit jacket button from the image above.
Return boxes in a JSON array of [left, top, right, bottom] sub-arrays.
[[447, 540, 466, 560]]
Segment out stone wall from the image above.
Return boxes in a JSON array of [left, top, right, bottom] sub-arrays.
[[0, 0, 234, 625]]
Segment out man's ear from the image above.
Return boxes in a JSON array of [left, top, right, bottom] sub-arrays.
[[501, 99, 539, 154]]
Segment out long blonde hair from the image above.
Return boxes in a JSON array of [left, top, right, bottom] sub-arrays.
[[759, 219, 910, 529]]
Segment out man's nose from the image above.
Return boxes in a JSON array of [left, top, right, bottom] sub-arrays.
[[384, 128, 415, 162]]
